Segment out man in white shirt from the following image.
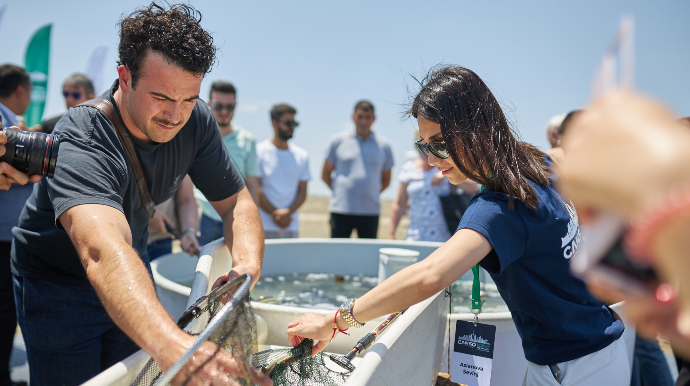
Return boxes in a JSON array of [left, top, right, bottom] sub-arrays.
[[256, 104, 310, 238]]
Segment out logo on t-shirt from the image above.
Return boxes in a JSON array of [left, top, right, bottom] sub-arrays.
[[561, 201, 582, 259], [168, 174, 184, 195]]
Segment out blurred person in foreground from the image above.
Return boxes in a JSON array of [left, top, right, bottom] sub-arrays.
[[288, 65, 629, 386], [388, 138, 453, 242], [146, 175, 200, 259], [322, 100, 394, 238], [10, 4, 268, 386], [0, 64, 35, 386], [256, 104, 310, 239], [195, 80, 260, 246], [39, 73, 95, 134], [559, 92, 690, 362]]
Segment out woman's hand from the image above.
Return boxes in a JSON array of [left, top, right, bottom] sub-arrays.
[[287, 313, 335, 356]]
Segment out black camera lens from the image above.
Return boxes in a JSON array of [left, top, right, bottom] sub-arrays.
[[0, 127, 60, 178]]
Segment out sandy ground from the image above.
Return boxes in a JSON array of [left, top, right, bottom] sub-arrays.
[[298, 195, 409, 239]]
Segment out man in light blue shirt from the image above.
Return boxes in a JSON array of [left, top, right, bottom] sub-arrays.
[[196, 81, 260, 246], [322, 100, 394, 238]]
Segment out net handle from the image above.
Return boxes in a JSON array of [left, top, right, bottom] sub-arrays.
[[154, 273, 253, 386]]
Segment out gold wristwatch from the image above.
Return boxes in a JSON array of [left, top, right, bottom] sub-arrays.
[[339, 299, 365, 328]]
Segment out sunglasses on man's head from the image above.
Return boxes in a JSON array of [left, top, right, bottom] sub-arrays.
[[63, 91, 83, 100], [210, 102, 236, 112], [415, 139, 450, 159], [280, 120, 299, 128]]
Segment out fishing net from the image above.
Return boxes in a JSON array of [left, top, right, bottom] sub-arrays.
[[131, 273, 258, 386], [251, 339, 352, 386]]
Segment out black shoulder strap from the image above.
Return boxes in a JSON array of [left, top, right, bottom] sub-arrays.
[[78, 99, 156, 218]]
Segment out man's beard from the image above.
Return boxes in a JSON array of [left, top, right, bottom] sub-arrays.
[[277, 128, 292, 141]]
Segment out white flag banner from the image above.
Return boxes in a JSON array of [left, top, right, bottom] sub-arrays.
[[592, 16, 634, 97], [86, 45, 108, 95]]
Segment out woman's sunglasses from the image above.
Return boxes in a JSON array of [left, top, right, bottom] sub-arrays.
[[415, 139, 450, 159]]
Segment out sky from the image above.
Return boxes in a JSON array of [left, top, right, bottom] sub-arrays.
[[1, 0, 688, 198]]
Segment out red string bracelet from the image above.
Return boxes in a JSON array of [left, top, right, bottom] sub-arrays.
[[624, 188, 690, 261], [331, 310, 349, 342]]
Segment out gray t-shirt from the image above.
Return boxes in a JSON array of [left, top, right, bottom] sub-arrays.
[[325, 130, 394, 215], [11, 82, 244, 283]]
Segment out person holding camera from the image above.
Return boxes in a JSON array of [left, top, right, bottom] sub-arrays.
[[560, 93, 690, 373], [0, 63, 41, 386], [0, 65, 41, 191], [9, 4, 269, 386]]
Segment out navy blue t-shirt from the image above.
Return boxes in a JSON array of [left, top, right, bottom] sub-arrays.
[[458, 168, 624, 365]]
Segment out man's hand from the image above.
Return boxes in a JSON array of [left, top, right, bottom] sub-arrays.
[[149, 211, 172, 235], [180, 231, 201, 256], [0, 162, 40, 190], [162, 332, 272, 386], [272, 208, 292, 229], [0, 129, 41, 190], [211, 265, 260, 291]]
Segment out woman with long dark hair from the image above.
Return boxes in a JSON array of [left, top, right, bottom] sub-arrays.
[[287, 66, 629, 385]]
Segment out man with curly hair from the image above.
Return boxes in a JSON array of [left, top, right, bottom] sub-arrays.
[[9, 3, 269, 385]]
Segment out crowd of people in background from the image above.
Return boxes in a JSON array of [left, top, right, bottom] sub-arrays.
[[0, 3, 689, 386]]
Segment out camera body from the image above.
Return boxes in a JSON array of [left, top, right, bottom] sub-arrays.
[[0, 126, 59, 178]]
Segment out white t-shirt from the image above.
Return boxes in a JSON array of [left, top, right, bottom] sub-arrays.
[[256, 140, 311, 232]]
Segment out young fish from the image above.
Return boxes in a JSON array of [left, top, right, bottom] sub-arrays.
[[259, 339, 313, 378]]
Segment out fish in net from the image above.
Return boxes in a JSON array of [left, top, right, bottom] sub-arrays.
[[250, 311, 404, 386], [251, 339, 351, 386], [131, 273, 260, 386]]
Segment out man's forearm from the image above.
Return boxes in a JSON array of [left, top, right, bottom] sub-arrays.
[[83, 239, 186, 370], [322, 175, 332, 190], [222, 188, 264, 284], [288, 183, 308, 214], [64, 204, 190, 372], [258, 189, 277, 214], [178, 197, 199, 232], [246, 176, 260, 205]]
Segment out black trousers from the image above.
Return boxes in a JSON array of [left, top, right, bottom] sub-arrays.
[[0, 242, 16, 385], [677, 357, 690, 386], [329, 213, 379, 239]]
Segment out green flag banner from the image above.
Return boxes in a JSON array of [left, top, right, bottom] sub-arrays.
[[24, 24, 51, 127]]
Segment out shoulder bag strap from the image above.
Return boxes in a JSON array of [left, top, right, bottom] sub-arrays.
[[78, 99, 156, 218]]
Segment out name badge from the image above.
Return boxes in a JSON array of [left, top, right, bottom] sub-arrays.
[[450, 320, 496, 386]]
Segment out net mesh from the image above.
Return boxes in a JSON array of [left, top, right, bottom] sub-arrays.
[[251, 339, 351, 386], [131, 275, 258, 386], [131, 273, 354, 386]]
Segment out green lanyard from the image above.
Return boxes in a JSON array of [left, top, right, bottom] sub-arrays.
[[471, 178, 490, 324], [471, 265, 481, 325]]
